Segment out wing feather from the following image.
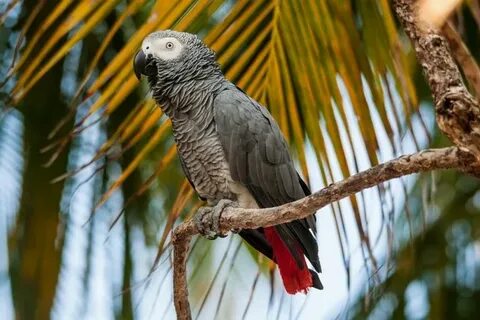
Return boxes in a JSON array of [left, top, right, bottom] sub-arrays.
[[214, 87, 320, 272]]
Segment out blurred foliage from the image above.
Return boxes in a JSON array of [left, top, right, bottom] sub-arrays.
[[349, 135, 480, 320], [0, 0, 479, 319]]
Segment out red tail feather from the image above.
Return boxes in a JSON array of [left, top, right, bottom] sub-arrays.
[[264, 227, 312, 294]]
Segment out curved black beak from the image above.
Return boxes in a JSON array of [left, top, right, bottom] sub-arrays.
[[134, 50, 146, 80]]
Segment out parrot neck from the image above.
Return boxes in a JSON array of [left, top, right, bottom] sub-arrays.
[[152, 74, 227, 119]]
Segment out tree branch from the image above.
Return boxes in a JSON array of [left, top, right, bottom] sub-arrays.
[[394, 0, 480, 161], [441, 21, 480, 98], [172, 147, 479, 320]]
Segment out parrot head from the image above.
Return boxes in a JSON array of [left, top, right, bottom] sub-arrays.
[[133, 30, 220, 89]]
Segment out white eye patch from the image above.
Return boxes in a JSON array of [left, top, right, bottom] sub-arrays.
[[142, 37, 183, 61]]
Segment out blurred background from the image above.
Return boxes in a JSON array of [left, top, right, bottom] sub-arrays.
[[0, 0, 479, 319]]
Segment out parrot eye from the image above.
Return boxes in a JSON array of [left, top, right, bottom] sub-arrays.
[[146, 37, 182, 60]]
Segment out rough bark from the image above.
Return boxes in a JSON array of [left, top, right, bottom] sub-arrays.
[[172, 233, 193, 320], [394, 0, 480, 161], [441, 22, 480, 97], [172, 147, 479, 320]]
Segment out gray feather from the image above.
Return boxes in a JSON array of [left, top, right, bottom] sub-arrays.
[[213, 87, 320, 272]]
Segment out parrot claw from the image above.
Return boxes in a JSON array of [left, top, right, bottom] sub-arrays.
[[194, 199, 238, 240]]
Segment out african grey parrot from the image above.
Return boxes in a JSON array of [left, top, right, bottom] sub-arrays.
[[133, 30, 322, 294]]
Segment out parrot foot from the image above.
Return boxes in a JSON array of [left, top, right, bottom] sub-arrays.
[[194, 199, 238, 240]]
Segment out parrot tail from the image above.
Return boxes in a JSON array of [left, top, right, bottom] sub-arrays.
[[264, 227, 313, 294]]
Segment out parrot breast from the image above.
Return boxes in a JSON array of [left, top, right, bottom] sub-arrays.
[[175, 126, 235, 203], [168, 97, 238, 204]]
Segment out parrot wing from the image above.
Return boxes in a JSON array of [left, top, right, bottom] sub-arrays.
[[213, 86, 321, 274]]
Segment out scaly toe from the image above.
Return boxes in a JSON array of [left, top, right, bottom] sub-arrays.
[[205, 231, 218, 240], [194, 207, 213, 239], [194, 200, 239, 239], [211, 199, 237, 237]]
